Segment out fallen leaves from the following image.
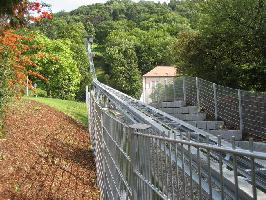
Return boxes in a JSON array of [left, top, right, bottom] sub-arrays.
[[0, 100, 99, 199]]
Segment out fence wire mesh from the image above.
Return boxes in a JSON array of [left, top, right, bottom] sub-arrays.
[[216, 84, 240, 130], [184, 77, 197, 106], [241, 91, 266, 140], [88, 91, 266, 200], [198, 78, 215, 120], [144, 76, 265, 139]]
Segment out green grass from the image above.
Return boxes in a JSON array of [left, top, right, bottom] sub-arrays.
[[0, 129, 4, 139], [0, 113, 6, 140], [25, 97, 88, 126], [96, 66, 106, 82]]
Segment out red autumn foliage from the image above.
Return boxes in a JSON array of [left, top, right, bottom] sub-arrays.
[[0, 1, 53, 96], [0, 0, 53, 27], [0, 29, 48, 94]]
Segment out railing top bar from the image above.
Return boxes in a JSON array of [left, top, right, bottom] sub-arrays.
[[93, 94, 266, 160], [93, 80, 232, 146], [181, 76, 266, 95], [132, 131, 266, 160]]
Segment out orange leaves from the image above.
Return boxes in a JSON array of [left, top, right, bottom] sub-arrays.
[[28, 70, 48, 82], [0, 0, 53, 28], [28, 1, 42, 13], [27, 1, 53, 23], [0, 29, 47, 95], [16, 71, 26, 79]]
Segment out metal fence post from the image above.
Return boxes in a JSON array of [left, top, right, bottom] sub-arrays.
[[26, 76, 29, 96], [164, 78, 167, 102], [213, 83, 218, 120], [196, 77, 200, 108], [86, 85, 89, 105], [173, 79, 176, 102], [86, 86, 90, 130], [183, 77, 186, 103], [238, 89, 243, 134]]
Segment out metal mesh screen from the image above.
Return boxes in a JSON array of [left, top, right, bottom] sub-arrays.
[[242, 91, 266, 139], [184, 77, 197, 106], [198, 78, 215, 119], [174, 77, 184, 101], [145, 75, 265, 138], [216, 85, 240, 130], [89, 92, 266, 200]]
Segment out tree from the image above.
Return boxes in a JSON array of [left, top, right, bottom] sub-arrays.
[[36, 17, 91, 100], [33, 33, 81, 100], [0, 1, 52, 28], [136, 30, 176, 74], [175, 0, 266, 91], [0, 0, 52, 131], [105, 33, 142, 98]]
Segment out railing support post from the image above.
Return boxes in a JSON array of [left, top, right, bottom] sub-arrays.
[[26, 76, 29, 96], [164, 78, 167, 102], [213, 83, 218, 120], [183, 77, 186, 103], [173, 79, 176, 101], [196, 77, 200, 108], [238, 89, 243, 134]]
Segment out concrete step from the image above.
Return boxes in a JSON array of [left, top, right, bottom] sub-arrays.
[[209, 130, 242, 140], [187, 121, 224, 130], [161, 100, 186, 108], [172, 113, 206, 121], [161, 106, 199, 114]]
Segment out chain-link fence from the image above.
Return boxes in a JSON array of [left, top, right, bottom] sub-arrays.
[[87, 90, 266, 200], [144, 76, 265, 139]]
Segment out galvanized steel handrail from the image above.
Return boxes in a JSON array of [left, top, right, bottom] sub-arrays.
[[145, 76, 265, 139], [87, 92, 266, 199], [85, 37, 266, 200]]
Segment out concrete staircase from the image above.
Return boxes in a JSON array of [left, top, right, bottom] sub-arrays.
[[157, 100, 242, 140]]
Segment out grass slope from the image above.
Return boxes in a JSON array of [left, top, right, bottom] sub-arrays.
[[25, 97, 88, 126]]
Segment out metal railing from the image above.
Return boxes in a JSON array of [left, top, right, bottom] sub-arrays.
[[145, 76, 266, 139], [87, 91, 266, 200], [85, 37, 266, 199]]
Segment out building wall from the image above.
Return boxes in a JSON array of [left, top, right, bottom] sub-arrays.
[[142, 76, 175, 104]]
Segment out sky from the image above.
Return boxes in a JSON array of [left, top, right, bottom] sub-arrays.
[[43, 0, 169, 13]]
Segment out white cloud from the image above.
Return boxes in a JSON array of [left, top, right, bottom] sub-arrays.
[[42, 0, 169, 13]]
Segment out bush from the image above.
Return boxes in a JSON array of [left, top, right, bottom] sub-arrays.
[[33, 33, 81, 100]]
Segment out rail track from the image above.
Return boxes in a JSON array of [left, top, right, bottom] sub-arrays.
[[86, 38, 266, 199]]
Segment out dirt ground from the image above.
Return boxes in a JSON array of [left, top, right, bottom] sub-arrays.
[[0, 100, 99, 200]]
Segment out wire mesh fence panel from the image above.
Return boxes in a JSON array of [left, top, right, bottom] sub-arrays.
[[198, 78, 216, 119], [89, 91, 266, 200], [216, 85, 240, 130], [174, 77, 184, 101], [87, 39, 266, 200], [144, 75, 265, 139], [184, 77, 197, 106], [242, 91, 266, 139]]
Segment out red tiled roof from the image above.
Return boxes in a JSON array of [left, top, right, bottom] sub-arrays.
[[143, 66, 176, 77]]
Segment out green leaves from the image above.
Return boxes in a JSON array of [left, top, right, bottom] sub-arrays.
[[175, 0, 266, 91], [105, 36, 142, 98], [33, 33, 81, 100]]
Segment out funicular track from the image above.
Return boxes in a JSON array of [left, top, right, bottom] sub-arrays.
[[86, 38, 266, 200]]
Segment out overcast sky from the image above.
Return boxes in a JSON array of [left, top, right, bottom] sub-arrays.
[[43, 0, 169, 13]]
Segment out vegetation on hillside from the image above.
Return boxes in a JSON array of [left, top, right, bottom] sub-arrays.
[[1, 1, 265, 128], [43, 0, 265, 95], [0, 0, 53, 132]]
